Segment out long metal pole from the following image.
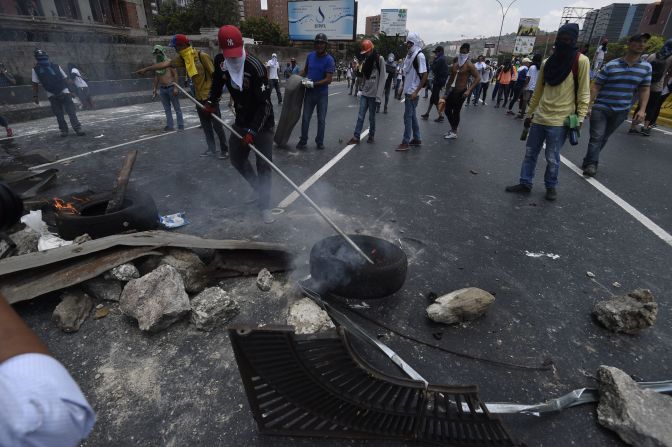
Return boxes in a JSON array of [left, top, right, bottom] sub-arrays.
[[172, 82, 374, 265], [494, 0, 518, 58]]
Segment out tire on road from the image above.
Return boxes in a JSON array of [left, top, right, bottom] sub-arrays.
[[309, 235, 408, 299]]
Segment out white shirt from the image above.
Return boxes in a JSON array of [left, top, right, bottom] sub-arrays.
[[476, 62, 493, 83], [266, 60, 279, 80], [403, 52, 427, 95], [70, 68, 88, 88], [31, 66, 69, 97], [0, 353, 95, 447], [527, 65, 539, 91]]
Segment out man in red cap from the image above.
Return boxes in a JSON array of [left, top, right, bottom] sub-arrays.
[[347, 39, 385, 144], [207, 25, 276, 224], [137, 34, 228, 158]]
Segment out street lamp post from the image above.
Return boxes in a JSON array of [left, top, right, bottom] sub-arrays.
[[494, 0, 518, 58]]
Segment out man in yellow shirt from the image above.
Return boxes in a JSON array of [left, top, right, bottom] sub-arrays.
[[137, 34, 228, 158], [505, 23, 590, 201]]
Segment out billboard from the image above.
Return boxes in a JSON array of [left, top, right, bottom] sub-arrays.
[[288, 0, 356, 41], [380, 9, 407, 36], [513, 18, 540, 55]]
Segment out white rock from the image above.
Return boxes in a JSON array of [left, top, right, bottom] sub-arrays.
[[110, 263, 140, 281], [256, 268, 273, 292], [426, 287, 495, 325], [287, 298, 335, 335], [190, 287, 239, 331]]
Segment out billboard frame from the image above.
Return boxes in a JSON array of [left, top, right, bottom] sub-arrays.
[[287, 0, 358, 42]]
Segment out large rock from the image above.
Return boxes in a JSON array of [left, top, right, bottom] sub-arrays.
[[256, 268, 273, 292], [426, 287, 495, 325], [120, 264, 191, 332], [593, 289, 657, 334], [9, 228, 40, 255], [597, 365, 672, 447], [109, 263, 140, 282], [190, 287, 239, 331], [287, 298, 335, 335], [52, 290, 94, 332], [82, 275, 123, 302], [158, 249, 208, 294]]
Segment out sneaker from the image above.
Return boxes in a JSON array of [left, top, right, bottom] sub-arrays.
[[396, 143, 410, 151], [409, 139, 422, 146], [583, 164, 597, 177], [164, 126, 174, 131], [316, 144, 325, 150], [434, 116, 444, 122], [444, 132, 457, 140], [465, 102, 470, 107], [506, 110, 515, 115], [545, 187, 557, 201], [347, 137, 360, 145], [505, 184, 532, 193], [218, 151, 229, 160], [383, 107, 388, 114], [178, 125, 184, 131], [60, 130, 68, 137], [649, 123, 657, 128], [5, 128, 12, 137], [261, 209, 276, 224], [640, 127, 651, 136], [296, 141, 307, 150], [75, 129, 85, 136], [627, 128, 640, 135], [200, 150, 214, 157], [482, 102, 487, 106], [420, 113, 429, 120], [366, 136, 375, 144]]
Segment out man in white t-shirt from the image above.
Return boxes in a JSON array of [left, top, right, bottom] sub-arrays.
[[266, 53, 282, 104], [518, 54, 541, 118], [67, 63, 94, 110], [396, 32, 427, 151], [32, 50, 84, 137]]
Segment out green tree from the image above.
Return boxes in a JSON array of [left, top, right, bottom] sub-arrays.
[[153, 0, 239, 35], [602, 35, 666, 64], [239, 17, 289, 46]]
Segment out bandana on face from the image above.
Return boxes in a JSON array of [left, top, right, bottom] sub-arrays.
[[225, 48, 247, 91], [403, 32, 424, 75], [153, 45, 167, 75], [458, 53, 469, 67], [178, 46, 199, 78]]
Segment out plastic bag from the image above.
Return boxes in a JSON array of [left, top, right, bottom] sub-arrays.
[[160, 212, 189, 229]]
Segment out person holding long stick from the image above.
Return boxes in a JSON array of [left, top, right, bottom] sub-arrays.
[[205, 25, 276, 224]]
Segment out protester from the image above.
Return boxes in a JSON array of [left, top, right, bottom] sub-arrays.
[[505, 23, 590, 201], [290, 58, 300, 75], [471, 55, 491, 105], [347, 39, 385, 145], [582, 34, 652, 177], [592, 39, 608, 78], [296, 33, 335, 150], [395, 59, 404, 99], [207, 25, 276, 224], [629, 38, 672, 136], [283, 62, 291, 80], [442, 43, 480, 140], [0, 63, 15, 137], [32, 50, 85, 137], [506, 57, 531, 115], [67, 63, 94, 110], [518, 54, 542, 118], [396, 32, 427, 151], [382, 53, 396, 113], [346, 64, 353, 90], [137, 34, 228, 158], [149, 46, 183, 131], [266, 53, 283, 104], [494, 61, 515, 107], [421, 46, 448, 122]]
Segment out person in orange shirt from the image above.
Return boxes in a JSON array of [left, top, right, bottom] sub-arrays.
[[495, 61, 515, 108]]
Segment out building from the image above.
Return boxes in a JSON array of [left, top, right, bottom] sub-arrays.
[[579, 9, 599, 43], [638, 0, 672, 38], [365, 14, 380, 36], [240, 0, 262, 20], [266, 0, 289, 34], [580, 3, 648, 46]]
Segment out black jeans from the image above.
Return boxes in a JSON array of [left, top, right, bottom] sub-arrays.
[[508, 84, 524, 110], [446, 89, 467, 131], [383, 73, 394, 109], [49, 93, 81, 132], [0, 115, 7, 128], [229, 126, 273, 209], [269, 79, 282, 103], [479, 82, 489, 103], [197, 102, 227, 153], [496, 83, 511, 106]]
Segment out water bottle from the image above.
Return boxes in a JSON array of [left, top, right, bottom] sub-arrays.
[[569, 128, 579, 146], [520, 126, 529, 141]]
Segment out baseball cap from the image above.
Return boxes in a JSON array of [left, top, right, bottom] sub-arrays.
[[168, 34, 189, 48], [522, 57, 532, 63], [629, 33, 651, 42], [433, 46, 444, 53], [218, 25, 244, 58]]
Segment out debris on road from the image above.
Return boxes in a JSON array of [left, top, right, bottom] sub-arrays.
[[110, 263, 140, 281], [93, 306, 110, 320], [593, 289, 657, 334], [287, 297, 335, 334], [525, 250, 560, 260], [597, 365, 672, 447], [426, 287, 495, 325], [157, 248, 208, 294], [8, 227, 39, 255], [586, 271, 596, 278], [190, 287, 239, 331], [119, 264, 191, 332], [52, 289, 93, 332], [82, 275, 123, 302], [256, 268, 273, 292], [159, 212, 189, 229]]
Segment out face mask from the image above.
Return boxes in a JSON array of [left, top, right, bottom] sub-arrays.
[[554, 41, 574, 54], [458, 53, 469, 66]]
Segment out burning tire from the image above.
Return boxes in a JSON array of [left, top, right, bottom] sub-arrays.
[[309, 235, 408, 300], [0, 182, 24, 231], [55, 190, 159, 240]]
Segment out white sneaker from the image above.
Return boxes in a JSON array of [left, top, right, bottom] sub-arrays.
[[444, 132, 457, 140], [261, 209, 276, 224]]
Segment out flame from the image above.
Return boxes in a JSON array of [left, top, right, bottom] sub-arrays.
[[53, 197, 81, 214]]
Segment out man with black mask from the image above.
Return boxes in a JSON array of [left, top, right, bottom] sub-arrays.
[[347, 39, 385, 144], [382, 53, 396, 113], [505, 23, 590, 201]]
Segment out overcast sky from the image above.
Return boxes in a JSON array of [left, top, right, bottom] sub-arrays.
[[356, 0, 624, 44]]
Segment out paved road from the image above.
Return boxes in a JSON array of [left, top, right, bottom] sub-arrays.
[[4, 81, 672, 446]]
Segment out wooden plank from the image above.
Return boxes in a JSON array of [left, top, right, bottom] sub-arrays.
[[0, 230, 292, 276], [1, 247, 160, 304], [105, 149, 137, 213]]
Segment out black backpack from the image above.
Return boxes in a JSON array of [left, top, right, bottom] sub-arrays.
[[412, 53, 428, 77], [34, 63, 68, 94], [650, 58, 667, 84]]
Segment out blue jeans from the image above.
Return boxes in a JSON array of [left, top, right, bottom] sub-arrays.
[[354, 96, 377, 139], [519, 124, 567, 188], [582, 108, 629, 168], [300, 90, 328, 145], [159, 86, 183, 129], [471, 83, 482, 104], [402, 94, 420, 144]]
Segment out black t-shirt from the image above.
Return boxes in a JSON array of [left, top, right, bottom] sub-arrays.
[[208, 53, 274, 132]]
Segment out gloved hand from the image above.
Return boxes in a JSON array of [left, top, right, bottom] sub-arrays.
[[242, 129, 256, 146], [202, 100, 217, 114], [301, 78, 314, 89]]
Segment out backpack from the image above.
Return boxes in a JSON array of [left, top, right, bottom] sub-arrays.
[[412, 52, 427, 77], [650, 58, 667, 84], [34, 63, 68, 94]]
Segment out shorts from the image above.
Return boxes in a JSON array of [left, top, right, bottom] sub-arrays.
[[429, 81, 443, 105]]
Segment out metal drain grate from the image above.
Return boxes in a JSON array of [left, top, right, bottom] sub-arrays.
[[229, 325, 519, 446]]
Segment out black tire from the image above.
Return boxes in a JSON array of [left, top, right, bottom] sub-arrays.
[[0, 182, 24, 231], [309, 235, 408, 299], [55, 189, 158, 240]]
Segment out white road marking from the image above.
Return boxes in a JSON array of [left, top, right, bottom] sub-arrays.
[[29, 125, 201, 170], [560, 155, 672, 247], [328, 92, 343, 96], [276, 128, 369, 209], [625, 120, 672, 136]]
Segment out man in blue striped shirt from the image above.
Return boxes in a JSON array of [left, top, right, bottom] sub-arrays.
[[582, 33, 652, 177]]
